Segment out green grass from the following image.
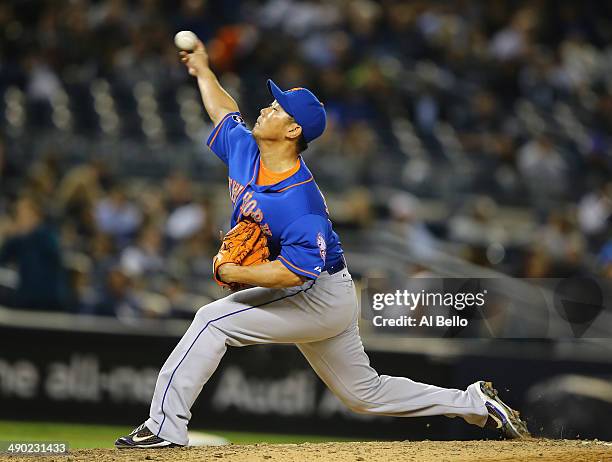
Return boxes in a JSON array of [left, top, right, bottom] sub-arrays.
[[0, 421, 352, 449]]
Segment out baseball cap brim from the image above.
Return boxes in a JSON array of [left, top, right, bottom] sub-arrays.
[[267, 79, 294, 117]]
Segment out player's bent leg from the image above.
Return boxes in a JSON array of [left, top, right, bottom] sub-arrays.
[[143, 275, 355, 446], [297, 317, 489, 426], [143, 301, 232, 446], [143, 287, 283, 446]]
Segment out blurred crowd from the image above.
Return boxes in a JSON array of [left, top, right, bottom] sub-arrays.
[[0, 152, 221, 319], [1, 0, 612, 317]]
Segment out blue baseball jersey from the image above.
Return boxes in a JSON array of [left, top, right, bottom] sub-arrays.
[[206, 112, 344, 279]]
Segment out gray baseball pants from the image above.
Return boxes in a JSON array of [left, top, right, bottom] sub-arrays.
[[145, 269, 488, 445]]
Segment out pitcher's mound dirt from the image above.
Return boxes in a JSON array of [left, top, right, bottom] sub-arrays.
[[3, 439, 612, 462]]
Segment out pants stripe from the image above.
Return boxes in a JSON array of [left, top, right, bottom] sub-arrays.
[[157, 280, 316, 436]]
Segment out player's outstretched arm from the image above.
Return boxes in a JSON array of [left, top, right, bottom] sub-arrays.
[[180, 40, 239, 126], [218, 261, 308, 289]]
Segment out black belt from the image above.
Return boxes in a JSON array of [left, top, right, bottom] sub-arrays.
[[324, 255, 346, 275]]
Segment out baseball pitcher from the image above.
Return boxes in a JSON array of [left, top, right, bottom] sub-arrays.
[[115, 39, 530, 448]]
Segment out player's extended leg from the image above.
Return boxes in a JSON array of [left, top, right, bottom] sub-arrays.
[[139, 275, 356, 446], [297, 317, 530, 438], [297, 315, 489, 426]]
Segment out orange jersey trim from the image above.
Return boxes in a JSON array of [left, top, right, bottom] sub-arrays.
[[207, 113, 234, 147], [246, 165, 257, 187], [237, 166, 257, 204], [278, 255, 319, 278], [257, 159, 300, 186], [276, 176, 314, 192]]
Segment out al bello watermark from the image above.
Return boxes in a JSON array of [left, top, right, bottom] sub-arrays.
[[360, 277, 612, 339], [371, 289, 487, 328]]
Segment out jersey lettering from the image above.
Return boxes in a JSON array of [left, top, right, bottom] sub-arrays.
[[239, 191, 268, 229], [228, 177, 246, 204]]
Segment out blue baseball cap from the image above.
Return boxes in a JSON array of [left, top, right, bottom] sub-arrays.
[[267, 79, 326, 143]]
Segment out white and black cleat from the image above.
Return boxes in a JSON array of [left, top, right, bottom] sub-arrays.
[[115, 423, 182, 449], [475, 381, 531, 439]]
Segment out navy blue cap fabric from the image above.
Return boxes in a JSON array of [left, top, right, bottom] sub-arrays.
[[267, 79, 326, 143]]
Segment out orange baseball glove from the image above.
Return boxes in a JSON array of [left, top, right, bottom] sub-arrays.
[[213, 219, 269, 287]]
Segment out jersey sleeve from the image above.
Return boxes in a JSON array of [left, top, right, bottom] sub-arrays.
[[278, 214, 328, 280], [206, 112, 253, 165]]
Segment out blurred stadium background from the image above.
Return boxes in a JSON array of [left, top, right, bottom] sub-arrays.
[[1, 0, 612, 447]]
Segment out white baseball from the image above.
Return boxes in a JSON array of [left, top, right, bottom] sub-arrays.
[[174, 31, 198, 51]]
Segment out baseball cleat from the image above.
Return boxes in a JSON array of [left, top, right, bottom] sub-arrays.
[[475, 381, 531, 439], [114, 423, 182, 449]]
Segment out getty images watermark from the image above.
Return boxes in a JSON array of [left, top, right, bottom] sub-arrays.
[[371, 289, 487, 328], [360, 277, 612, 339]]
